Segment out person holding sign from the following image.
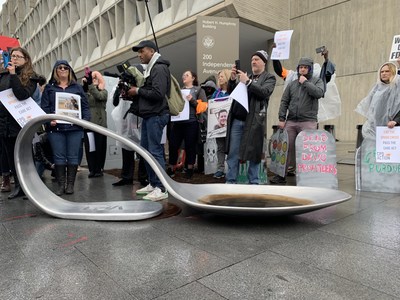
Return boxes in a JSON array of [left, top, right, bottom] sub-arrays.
[[41, 60, 90, 196], [168, 70, 207, 179], [0, 47, 38, 199], [355, 61, 400, 139], [211, 69, 231, 179], [226, 50, 276, 184], [271, 57, 324, 185]]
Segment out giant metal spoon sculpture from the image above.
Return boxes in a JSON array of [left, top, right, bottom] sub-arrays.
[[15, 115, 351, 221]]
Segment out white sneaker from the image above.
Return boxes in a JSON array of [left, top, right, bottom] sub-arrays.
[[136, 184, 155, 195], [142, 187, 168, 201]]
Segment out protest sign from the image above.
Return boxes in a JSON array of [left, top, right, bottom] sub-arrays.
[[271, 30, 294, 60], [55, 92, 81, 124], [389, 35, 400, 61], [376, 126, 400, 163], [295, 129, 338, 189], [207, 96, 231, 139], [0, 88, 45, 127]]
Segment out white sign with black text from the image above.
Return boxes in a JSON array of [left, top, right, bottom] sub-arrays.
[[0, 88, 45, 127]]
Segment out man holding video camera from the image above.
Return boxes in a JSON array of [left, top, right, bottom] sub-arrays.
[[127, 40, 170, 201]]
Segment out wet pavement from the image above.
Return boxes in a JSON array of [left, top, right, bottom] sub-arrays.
[[1, 142, 399, 299]]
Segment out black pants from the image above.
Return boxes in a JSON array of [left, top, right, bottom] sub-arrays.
[[0, 136, 17, 177], [121, 148, 147, 182], [169, 121, 199, 166], [84, 130, 107, 173]]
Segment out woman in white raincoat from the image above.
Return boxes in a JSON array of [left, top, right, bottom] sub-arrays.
[[355, 62, 400, 140]]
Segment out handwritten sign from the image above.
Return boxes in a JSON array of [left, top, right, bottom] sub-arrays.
[[269, 129, 288, 177], [376, 126, 400, 163], [389, 35, 400, 61], [0, 88, 45, 127], [357, 138, 400, 193], [295, 129, 338, 189], [271, 30, 294, 60]]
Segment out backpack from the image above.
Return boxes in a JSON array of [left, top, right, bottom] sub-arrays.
[[167, 75, 185, 116]]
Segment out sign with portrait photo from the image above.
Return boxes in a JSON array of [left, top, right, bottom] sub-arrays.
[[55, 92, 81, 124], [207, 96, 231, 139]]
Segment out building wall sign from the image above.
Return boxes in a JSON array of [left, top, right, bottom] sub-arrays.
[[196, 16, 239, 83]]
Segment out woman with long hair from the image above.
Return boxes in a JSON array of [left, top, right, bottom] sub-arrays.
[[41, 60, 90, 195], [0, 47, 38, 199], [167, 70, 207, 179]]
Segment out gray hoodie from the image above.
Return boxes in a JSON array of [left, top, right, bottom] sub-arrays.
[[279, 57, 324, 122]]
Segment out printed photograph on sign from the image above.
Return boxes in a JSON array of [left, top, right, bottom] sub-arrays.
[[207, 97, 231, 139], [55, 92, 81, 123]]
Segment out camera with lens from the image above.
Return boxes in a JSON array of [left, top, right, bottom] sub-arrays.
[[115, 61, 138, 98]]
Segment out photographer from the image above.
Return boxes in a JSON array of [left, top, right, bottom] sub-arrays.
[[82, 69, 108, 178], [129, 40, 170, 201]]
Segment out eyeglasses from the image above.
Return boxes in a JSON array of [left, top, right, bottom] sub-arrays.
[[11, 54, 25, 60], [57, 66, 70, 71]]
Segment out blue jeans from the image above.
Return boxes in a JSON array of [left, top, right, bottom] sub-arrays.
[[226, 119, 260, 184], [48, 130, 84, 165], [141, 114, 169, 189]]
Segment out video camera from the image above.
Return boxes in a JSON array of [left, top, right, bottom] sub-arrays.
[[105, 61, 140, 99], [116, 61, 138, 95]]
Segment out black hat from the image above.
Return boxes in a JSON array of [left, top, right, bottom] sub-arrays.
[[252, 50, 269, 64], [131, 40, 157, 52]]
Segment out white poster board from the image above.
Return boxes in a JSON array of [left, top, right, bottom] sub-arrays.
[[271, 30, 294, 60], [376, 126, 400, 163], [170, 89, 190, 122], [207, 96, 231, 139], [0, 88, 45, 127], [229, 82, 248, 112], [389, 35, 400, 61], [55, 92, 81, 124]]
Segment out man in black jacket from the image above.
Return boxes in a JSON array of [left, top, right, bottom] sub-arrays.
[[128, 40, 170, 201]]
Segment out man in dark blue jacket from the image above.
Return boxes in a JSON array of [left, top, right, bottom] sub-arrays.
[[128, 40, 170, 201]]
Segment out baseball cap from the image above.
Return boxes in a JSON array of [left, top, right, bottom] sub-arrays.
[[131, 40, 157, 52]]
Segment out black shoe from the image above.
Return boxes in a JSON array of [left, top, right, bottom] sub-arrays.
[[270, 175, 287, 184], [112, 179, 132, 186], [93, 172, 103, 177], [185, 169, 194, 179], [166, 168, 175, 178], [8, 186, 25, 199], [139, 179, 149, 187], [88, 172, 95, 178]]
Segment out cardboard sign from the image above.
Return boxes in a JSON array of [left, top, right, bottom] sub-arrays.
[[295, 129, 338, 189], [269, 129, 289, 177], [357, 138, 400, 193]]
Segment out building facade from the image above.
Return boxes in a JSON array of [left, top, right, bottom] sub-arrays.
[[1, 0, 399, 141]]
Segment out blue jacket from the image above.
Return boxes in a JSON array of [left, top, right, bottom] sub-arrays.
[[41, 60, 90, 131]]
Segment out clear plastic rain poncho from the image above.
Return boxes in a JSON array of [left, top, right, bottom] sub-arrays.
[[355, 62, 400, 139]]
